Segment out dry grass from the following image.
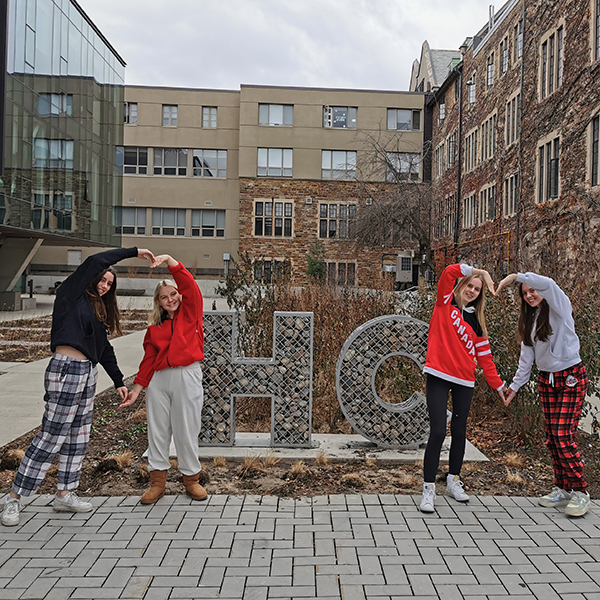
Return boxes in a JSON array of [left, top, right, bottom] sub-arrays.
[[1, 449, 24, 470], [169, 459, 179, 470], [364, 458, 378, 469], [340, 473, 366, 487], [138, 464, 150, 480], [212, 456, 228, 469], [315, 451, 331, 466], [240, 455, 264, 477], [262, 450, 280, 467], [289, 460, 307, 478], [395, 470, 420, 488], [504, 452, 525, 468], [506, 469, 525, 486], [113, 451, 134, 469]]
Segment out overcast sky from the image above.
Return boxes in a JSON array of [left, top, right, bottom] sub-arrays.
[[78, 0, 489, 92]]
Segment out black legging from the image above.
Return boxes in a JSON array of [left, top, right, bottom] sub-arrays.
[[423, 374, 474, 483]]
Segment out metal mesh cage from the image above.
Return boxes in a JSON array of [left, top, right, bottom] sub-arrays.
[[201, 311, 313, 448], [336, 315, 431, 449]]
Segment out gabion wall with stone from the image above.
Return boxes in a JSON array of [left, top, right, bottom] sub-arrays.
[[336, 315, 431, 449], [201, 311, 313, 448]]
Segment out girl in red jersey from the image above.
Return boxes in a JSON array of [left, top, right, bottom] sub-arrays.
[[420, 263, 505, 513], [120, 254, 207, 504]]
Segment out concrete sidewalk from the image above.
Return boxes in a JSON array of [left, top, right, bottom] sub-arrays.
[[0, 491, 599, 599]]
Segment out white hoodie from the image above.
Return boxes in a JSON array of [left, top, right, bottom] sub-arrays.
[[509, 272, 581, 392]]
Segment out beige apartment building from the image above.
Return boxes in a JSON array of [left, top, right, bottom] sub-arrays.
[[33, 84, 425, 287]]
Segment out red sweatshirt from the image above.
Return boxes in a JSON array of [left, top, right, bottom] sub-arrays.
[[423, 263, 503, 390], [134, 262, 204, 387]]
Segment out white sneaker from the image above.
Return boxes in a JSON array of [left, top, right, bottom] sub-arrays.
[[446, 474, 470, 502], [1, 497, 21, 526], [538, 487, 573, 508], [564, 491, 591, 517], [420, 483, 436, 513], [53, 492, 93, 513]]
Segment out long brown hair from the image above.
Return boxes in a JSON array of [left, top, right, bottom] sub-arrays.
[[453, 275, 488, 336], [516, 283, 552, 346], [86, 267, 123, 336]]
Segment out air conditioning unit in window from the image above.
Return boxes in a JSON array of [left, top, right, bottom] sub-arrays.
[[324, 105, 332, 128], [365, 198, 372, 206], [305, 196, 313, 204]]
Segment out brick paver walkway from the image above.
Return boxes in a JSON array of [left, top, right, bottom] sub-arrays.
[[0, 493, 599, 599]]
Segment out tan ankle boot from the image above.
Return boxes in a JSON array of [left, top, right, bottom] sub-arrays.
[[182, 473, 208, 501], [141, 470, 167, 504]]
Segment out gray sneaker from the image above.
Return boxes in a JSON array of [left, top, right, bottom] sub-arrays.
[[53, 492, 93, 513], [538, 487, 572, 508], [564, 491, 591, 518], [1, 497, 21, 526]]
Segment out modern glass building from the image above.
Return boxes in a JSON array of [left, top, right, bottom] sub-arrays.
[[0, 0, 125, 305]]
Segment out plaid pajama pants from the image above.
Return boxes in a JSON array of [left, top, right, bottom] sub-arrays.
[[539, 362, 588, 492], [12, 353, 98, 496]]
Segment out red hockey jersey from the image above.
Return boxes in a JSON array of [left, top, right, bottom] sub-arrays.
[[423, 263, 503, 390]]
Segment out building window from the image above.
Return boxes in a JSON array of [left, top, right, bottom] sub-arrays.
[[515, 19, 523, 60], [386, 152, 420, 182], [436, 194, 457, 238], [540, 26, 564, 99], [152, 208, 186, 236], [118, 147, 148, 175], [38, 93, 72, 116], [500, 37, 509, 74], [154, 148, 187, 176], [503, 172, 519, 216], [434, 144, 445, 179], [162, 105, 178, 126], [254, 260, 291, 284], [254, 200, 293, 237], [590, 114, 599, 187], [114, 207, 146, 235], [193, 149, 227, 178], [259, 104, 293, 126], [33, 139, 74, 169], [479, 184, 496, 223], [505, 92, 521, 146], [595, 0, 600, 61], [257, 148, 292, 177], [439, 102, 445, 121], [447, 130, 458, 167], [192, 209, 225, 237], [319, 203, 356, 239], [326, 262, 356, 286], [468, 74, 476, 104], [124, 102, 137, 124], [538, 136, 560, 202], [487, 53, 495, 87], [464, 129, 478, 172], [32, 193, 72, 231], [322, 150, 356, 179], [323, 106, 357, 128], [203, 106, 217, 128], [480, 113, 497, 162], [463, 193, 478, 228], [387, 108, 421, 131]]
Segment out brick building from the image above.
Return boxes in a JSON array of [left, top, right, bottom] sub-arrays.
[[41, 84, 427, 288], [419, 0, 600, 276]]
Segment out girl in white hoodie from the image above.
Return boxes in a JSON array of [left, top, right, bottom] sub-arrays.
[[497, 272, 590, 517]]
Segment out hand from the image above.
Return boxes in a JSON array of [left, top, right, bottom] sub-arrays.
[[116, 386, 128, 402], [481, 271, 496, 296], [496, 387, 505, 403], [137, 248, 155, 262], [150, 254, 177, 269], [504, 388, 517, 407], [119, 383, 143, 409], [496, 273, 518, 295]]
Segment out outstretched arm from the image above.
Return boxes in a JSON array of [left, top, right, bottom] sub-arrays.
[[496, 273, 518, 295], [151, 254, 178, 269], [471, 267, 496, 296]]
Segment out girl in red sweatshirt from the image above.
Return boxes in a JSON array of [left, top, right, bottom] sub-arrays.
[[420, 263, 505, 513], [120, 254, 206, 504]]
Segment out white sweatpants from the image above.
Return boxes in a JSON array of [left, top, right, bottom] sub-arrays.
[[146, 362, 203, 475]]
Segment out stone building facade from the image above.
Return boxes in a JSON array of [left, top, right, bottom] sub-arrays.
[[424, 0, 600, 277]]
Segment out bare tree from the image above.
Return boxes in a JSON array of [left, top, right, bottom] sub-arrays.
[[352, 130, 432, 263]]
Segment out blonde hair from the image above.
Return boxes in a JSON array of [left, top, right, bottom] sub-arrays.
[[149, 279, 178, 326], [453, 275, 488, 337]]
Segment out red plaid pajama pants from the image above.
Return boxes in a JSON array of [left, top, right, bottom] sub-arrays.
[[539, 362, 588, 492]]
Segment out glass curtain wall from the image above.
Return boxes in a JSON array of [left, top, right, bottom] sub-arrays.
[[2, 0, 125, 245]]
